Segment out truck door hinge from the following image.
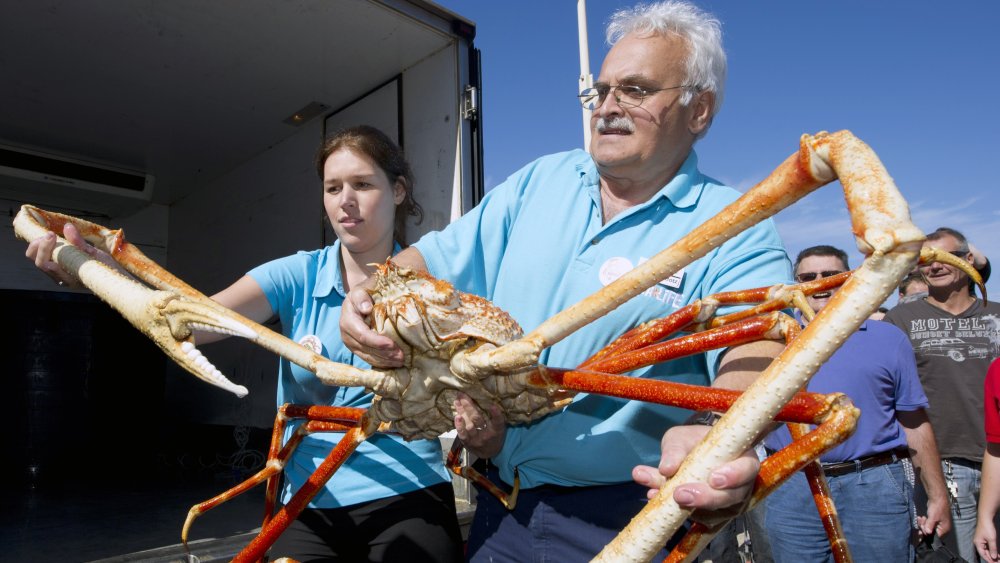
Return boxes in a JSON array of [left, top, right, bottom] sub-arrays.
[[461, 85, 478, 121]]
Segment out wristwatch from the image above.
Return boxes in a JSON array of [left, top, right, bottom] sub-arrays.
[[684, 410, 723, 427]]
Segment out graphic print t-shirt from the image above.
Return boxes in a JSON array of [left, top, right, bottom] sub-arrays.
[[885, 298, 1000, 460]]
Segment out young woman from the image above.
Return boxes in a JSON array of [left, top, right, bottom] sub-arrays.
[[27, 125, 463, 562]]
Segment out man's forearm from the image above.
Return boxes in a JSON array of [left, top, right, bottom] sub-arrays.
[[714, 339, 785, 391], [390, 246, 427, 272], [898, 409, 948, 501]]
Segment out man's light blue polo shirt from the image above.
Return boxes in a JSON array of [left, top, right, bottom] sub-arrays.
[[415, 149, 791, 488], [249, 240, 450, 508]]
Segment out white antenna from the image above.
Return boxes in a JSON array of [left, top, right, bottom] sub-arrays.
[[577, 0, 593, 152]]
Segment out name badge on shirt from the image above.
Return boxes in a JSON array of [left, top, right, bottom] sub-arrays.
[[298, 334, 323, 355], [637, 256, 685, 289], [660, 267, 685, 289]]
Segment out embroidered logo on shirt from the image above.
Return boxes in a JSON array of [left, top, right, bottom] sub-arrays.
[[298, 334, 323, 354]]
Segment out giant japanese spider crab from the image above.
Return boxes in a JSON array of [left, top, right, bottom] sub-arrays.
[[14, 130, 985, 563]]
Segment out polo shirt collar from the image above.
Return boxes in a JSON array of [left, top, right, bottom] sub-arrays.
[[313, 240, 344, 299], [658, 151, 703, 209], [312, 239, 403, 299], [578, 150, 704, 211]]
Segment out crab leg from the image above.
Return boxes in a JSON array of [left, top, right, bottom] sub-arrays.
[[588, 250, 981, 360], [181, 406, 367, 545], [584, 312, 798, 376], [526, 365, 859, 563], [790, 423, 851, 563], [663, 407, 858, 563], [587, 131, 924, 561], [449, 130, 923, 561], [460, 131, 923, 375], [446, 439, 521, 510], [13, 205, 384, 395], [232, 413, 385, 563]]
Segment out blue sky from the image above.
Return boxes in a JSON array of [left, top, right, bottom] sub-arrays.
[[436, 0, 1000, 302]]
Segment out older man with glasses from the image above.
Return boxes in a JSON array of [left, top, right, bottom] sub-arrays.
[[885, 227, 1000, 562], [756, 245, 950, 563], [340, 1, 792, 560]]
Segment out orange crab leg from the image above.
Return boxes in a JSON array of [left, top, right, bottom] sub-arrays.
[[446, 439, 520, 510], [581, 274, 851, 368], [530, 366, 859, 563], [662, 393, 858, 563], [456, 314, 801, 510], [233, 413, 381, 563], [182, 406, 369, 552], [260, 406, 368, 533], [707, 272, 851, 328], [530, 368, 847, 426], [789, 422, 851, 563], [584, 313, 798, 376], [580, 302, 704, 367]]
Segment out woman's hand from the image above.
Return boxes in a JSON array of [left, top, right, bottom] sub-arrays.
[[25, 223, 113, 288]]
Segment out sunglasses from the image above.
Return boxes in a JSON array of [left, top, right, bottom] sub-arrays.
[[795, 270, 845, 283]]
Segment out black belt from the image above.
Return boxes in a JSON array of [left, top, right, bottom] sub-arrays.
[[822, 447, 910, 477], [945, 457, 982, 470]]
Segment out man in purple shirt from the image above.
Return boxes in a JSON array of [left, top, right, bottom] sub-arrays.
[[761, 245, 951, 562]]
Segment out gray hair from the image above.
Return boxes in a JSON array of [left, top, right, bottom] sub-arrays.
[[606, 0, 727, 127], [926, 226, 970, 254]]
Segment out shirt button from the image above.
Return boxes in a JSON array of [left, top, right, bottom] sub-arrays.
[[591, 238, 600, 245]]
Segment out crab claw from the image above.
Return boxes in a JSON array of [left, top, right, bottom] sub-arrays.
[[919, 246, 988, 302], [14, 204, 384, 397], [150, 293, 257, 397], [14, 206, 253, 396]]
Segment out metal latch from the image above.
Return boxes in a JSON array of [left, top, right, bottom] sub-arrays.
[[461, 85, 478, 120]]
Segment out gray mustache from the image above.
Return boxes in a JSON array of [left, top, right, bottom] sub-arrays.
[[596, 116, 635, 134]]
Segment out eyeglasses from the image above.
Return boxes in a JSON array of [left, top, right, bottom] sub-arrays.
[[796, 270, 845, 283], [578, 83, 690, 110]]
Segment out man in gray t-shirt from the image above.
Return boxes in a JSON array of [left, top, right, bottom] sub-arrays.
[[885, 227, 1000, 562]]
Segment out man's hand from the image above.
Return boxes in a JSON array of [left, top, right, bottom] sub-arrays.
[[340, 286, 404, 367], [453, 393, 506, 459], [632, 424, 759, 509], [918, 492, 952, 537], [340, 247, 429, 368]]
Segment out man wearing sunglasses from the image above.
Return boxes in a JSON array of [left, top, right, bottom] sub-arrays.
[[341, 1, 791, 559], [885, 227, 1000, 562], [758, 245, 950, 562]]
